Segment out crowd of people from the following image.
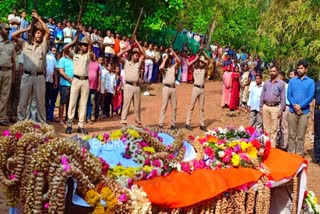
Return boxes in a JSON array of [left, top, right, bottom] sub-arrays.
[[0, 9, 319, 165]]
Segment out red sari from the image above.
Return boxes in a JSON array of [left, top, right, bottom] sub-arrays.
[[229, 72, 240, 110], [187, 55, 196, 83]]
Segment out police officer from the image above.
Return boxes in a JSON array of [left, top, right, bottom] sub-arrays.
[[185, 47, 209, 131], [314, 79, 320, 165], [0, 23, 16, 126], [12, 10, 50, 123], [64, 26, 92, 134], [117, 36, 145, 127], [159, 48, 180, 129]]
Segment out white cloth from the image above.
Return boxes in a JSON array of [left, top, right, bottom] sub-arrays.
[[285, 83, 289, 105], [63, 27, 73, 43], [8, 14, 20, 28], [105, 72, 116, 94], [248, 81, 264, 111], [120, 69, 125, 90], [91, 33, 101, 48], [45, 52, 57, 83], [145, 49, 154, 64], [100, 65, 108, 94], [194, 34, 201, 42], [103, 36, 115, 54]]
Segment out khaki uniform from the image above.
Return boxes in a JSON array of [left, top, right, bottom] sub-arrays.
[[7, 52, 22, 121], [18, 40, 47, 123], [0, 38, 15, 122], [121, 59, 141, 126], [67, 53, 90, 128], [186, 68, 206, 126], [159, 65, 177, 126]]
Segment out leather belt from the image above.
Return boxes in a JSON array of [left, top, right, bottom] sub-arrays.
[[264, 102, 280, 107], [194, 84, 204, 89], [74, 74, 88, 80], [24, 71, 43, 76], [126, 81, 139, 86], [164, 84, 175, 88], [0, 66, 11, 71]]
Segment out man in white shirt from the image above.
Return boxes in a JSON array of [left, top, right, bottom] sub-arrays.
[[91, 28, 101, 59], [248, 73, 264, 129], [103, 30, 115, 64], [45, 47, 58, 121], [144, 43, 155, 83], [8, 8, 21, 41], [105, 63, 116, 117], [97, 57, 107, 119], [63, 21, 73, 45]]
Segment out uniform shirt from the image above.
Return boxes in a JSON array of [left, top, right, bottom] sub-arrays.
[[103, 36, 115, 54], [248, 81, 264, 111], [21, 39, 48, 72], [315, 81, 320, 106], [288, 76, 315, 114], [105, 72, 116, 94], [45, 52, 57, 83], [0, 38, 16, 67], [73, 53, 90, 76], [193, 68, 206, 86], [100, 65, 108, 94], [259, 78, 286, 112], [124, 59, 140, 83], [88, 61, 101, 90], [57, 56, 74, 87], [162, 65, 176, 85]]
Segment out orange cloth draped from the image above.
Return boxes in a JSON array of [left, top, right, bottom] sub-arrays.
[[134, 149, 307, 208]]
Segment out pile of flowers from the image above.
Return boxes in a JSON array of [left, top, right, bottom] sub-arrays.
[[170, 126, 271, 174], [302, 190, 320, 214]]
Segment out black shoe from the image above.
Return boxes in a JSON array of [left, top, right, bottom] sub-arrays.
[[170, 125, 177, 130], [185, 125, 193, 131], [200, 126, 208, 132], [77, 127, 88, 135], [66, 127, 72, 134], [0, 121, 10, 126], [159, 125, 163, 130]]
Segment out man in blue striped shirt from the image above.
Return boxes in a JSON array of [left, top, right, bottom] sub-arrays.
[[287, 60, 315, 156]]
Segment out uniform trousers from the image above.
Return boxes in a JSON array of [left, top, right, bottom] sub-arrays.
[[159, 86, 177, 126], [0, 69, 12, 121], [186, 87, 205, 126], [121, 83, 141, 126]]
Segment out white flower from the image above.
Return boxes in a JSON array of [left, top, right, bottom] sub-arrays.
[[135, 156, 146, 165], [238, 126, 245, 132], [218, 151, 225, 158], [218, 127, 225, 134]]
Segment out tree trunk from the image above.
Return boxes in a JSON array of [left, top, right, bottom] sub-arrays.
[[77, 0, 84, 24], [206, 18, 216, 49], [24, 0, 27, 11]]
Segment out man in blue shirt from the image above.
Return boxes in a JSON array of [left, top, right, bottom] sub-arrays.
[[287, 60, 315, 156], [57, 49, 74, 124], [314, 80, 320, 165]]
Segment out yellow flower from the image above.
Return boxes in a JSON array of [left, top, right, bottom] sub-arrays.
[[110, 130, 123, 140], [240, 142, 252, 152], [247, 146, 258, 158], [207, 136, 218, 144], [83, 135, 92, 141], [142, 165, 153, 173], [84, 190, 100, 207], [123, 167, 136, 178], [97, 134, 104, 141], [127, 129, 140, 138], [92, 204, 105, 214], [228, 141, 239, 148], [231, 154, 240, 167], [143, 147, 155, 154]]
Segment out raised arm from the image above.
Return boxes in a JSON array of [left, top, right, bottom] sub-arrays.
[[62, 35, 78, 53], [32, 10, 50, 41], [170, 47, 181, 66], [187, 54, 200, 67], [12, 25, 31, 41], [159, 54, 168, 72], [81, 27, 92, 53], [117, 45, 131, 64], [133, 36, 145, 62]]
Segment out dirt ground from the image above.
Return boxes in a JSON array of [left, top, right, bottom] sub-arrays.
[[0, 80, 319, 212]]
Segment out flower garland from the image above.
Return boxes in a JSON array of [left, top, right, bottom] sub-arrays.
[[302, 190, 320, 214]]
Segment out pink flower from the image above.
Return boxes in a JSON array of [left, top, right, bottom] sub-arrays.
[[2, 130, 10, 137], [63, 165, 71, 172], [193, 160, 207, 169], [34, 124, 40, 129], [205, 147, 215, 159], [152, 160, 161, 167], [61, 156, 69, 165], [9, 174, 16, 180], [44, 202, 49, 209], [147, 169, 159, 179], [199, 138, 207, 144], [225, 148, 233, 157], [222, 156, 231, 163], [144, 158, 151, 165], [33, 171, 38, 176], [245, 126, 256, 135], [118, 194, 127, 202], [138, 141, 148, 148], [15, 132, 23, 139], [181, 162, 191, 174], [266, 182, 272, 188], [168, 154, 174, 159], [239, 153, 250, 162], [81, 148, 87, 157], [188, 135, 195, 141]]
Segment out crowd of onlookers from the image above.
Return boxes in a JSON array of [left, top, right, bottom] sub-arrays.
[[2, 8, 320, 165]]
